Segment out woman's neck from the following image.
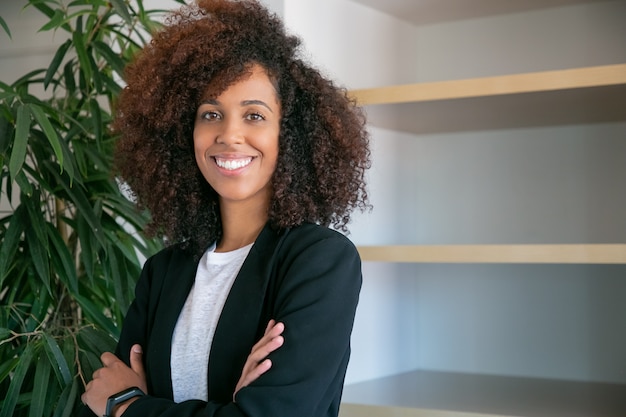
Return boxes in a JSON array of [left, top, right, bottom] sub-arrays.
[[217, 200, 268, 252]]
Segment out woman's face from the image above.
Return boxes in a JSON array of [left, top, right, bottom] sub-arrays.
[[193, 64, 281, 210]]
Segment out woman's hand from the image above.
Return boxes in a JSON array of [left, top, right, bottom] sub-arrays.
[[81, 344, 148, 417], [234, 319, 285, 401]]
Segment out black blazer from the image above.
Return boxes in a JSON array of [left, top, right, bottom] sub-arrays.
[[81, 222, 362, 417]]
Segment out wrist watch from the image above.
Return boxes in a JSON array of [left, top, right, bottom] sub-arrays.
[[104, 386, 145, 417]]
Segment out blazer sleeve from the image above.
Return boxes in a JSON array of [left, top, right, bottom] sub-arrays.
[[121, 231, 362, 417], [237, 231, 363, 417]]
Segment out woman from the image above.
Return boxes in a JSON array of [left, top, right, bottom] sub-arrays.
[[80, 1, 370, 416]]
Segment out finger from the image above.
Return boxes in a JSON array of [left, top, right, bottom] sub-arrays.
[[248, 335, 284, 363], [130, 345, 145, 377], [251, 321, 284, 352], [267, 321, 284, 338], [264, 319, 276, 335], [240, 358, 272, 387], [130, 344, 147, 393], [100, 352, 118, 367], [240, 334, 283, 378]]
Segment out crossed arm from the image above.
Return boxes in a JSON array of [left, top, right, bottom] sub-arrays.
[[81, 320, 285, 417], [81, 228, 362, 417]]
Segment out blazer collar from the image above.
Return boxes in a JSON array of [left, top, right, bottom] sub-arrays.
[[207, 223, 287, 400]]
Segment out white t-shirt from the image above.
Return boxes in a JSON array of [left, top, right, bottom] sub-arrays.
[[170, 242, 253, 402]]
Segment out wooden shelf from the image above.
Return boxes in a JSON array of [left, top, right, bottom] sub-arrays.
[[340, 370, 626, 417], [357, 244, 626, 264], [349, 64, 626, 134]]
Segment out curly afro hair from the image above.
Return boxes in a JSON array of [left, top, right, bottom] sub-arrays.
[[113, 0, 371, 259]]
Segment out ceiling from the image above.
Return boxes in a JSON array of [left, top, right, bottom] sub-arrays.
[[348, 0, 605, 25]]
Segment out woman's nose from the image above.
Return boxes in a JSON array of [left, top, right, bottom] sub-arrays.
[[216, 119, 244, 145]]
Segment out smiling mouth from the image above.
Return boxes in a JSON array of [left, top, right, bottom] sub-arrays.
[[214, 157, 253, 171]]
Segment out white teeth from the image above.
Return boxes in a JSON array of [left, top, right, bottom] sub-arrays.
[[215, 157, 252, 170]]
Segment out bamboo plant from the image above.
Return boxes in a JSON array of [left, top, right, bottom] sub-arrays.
[[0, 1, 182, 415]]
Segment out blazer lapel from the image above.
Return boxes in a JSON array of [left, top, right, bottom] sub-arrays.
[[148, 250, 198, 398], [207, 224, 285, 401]]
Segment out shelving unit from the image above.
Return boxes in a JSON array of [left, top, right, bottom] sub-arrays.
[[340, 370, 626, 417], [321, 1, 626, 416], [351, 64, 626, 264], [349, 64, 626, 134], [357, 244, 626, 264]]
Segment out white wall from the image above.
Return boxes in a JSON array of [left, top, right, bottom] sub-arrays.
[[411, 0, 626, 82], [282, 0, 626, 385]]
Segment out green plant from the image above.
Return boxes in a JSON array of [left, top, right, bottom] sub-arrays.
[[0, 1, 181, 415]]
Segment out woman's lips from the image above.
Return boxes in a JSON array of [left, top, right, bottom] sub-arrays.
[[214, 157, 253, 171]]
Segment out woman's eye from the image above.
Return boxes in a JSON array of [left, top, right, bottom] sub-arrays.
[[201, 111, 221, 121], [246, 112, 265, 121]]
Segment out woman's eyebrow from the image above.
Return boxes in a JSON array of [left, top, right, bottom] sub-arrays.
[[200, 99, 219, 106], [242, 99, 274, 113], [198, 99, 274, 113]]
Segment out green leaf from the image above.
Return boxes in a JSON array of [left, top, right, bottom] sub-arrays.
[[39, 9, 65, 32], [0, 343, 35, 417], [0, 15, 11, 39], [0, 91, 15, 102], [0, 110, 12, 154], [105, 193, 147, 230], [15, 170, 34, 197], [77, 214, 95, 282], [109, 0, 133, 25], [105, 224, 140, 266], [0, 206, 25, 284], [74, 294, 119, 337], [30, 2, 72, 33], [63, 61, 76, 93], [59, 138, 77, 183], [89, 98, 102, 144], [30, 104, 64, 171], [23, 190, 48, 251], [9, 103, 31, 181], [78, 326, 117, 356], [61, 378, 79, 417], [100, 71, 123, 95], [43, 333, 72, 386], [12, 69, 46, 90], [0, 357, 19, 385], [72, 17, 92, 88], [29, 353, 52, 417], [44, 161, 105, 247], [0, 327, 11, 339], [106, 248, 129, 312], [51, 373, 78, 417], [81, 349, 103, 374], [25, 288, 52, 332], [87, 49, 103, 92], [93, 40, 125, 76], [46, 222, 78, 294], [44, 39, 72, 89], [25, 222, 52, 295], [29, 2, 57, 20]]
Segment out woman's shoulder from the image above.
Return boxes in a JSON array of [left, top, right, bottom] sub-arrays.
[[144, 242, 197, 270], [277, 222, 359, 259], [286, 222, 353, 242]]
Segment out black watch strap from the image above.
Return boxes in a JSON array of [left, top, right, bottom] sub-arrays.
[[104, 386, 145, 417]]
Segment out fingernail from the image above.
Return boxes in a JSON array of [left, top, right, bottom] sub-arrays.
[[133, 345, 143, 354]]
